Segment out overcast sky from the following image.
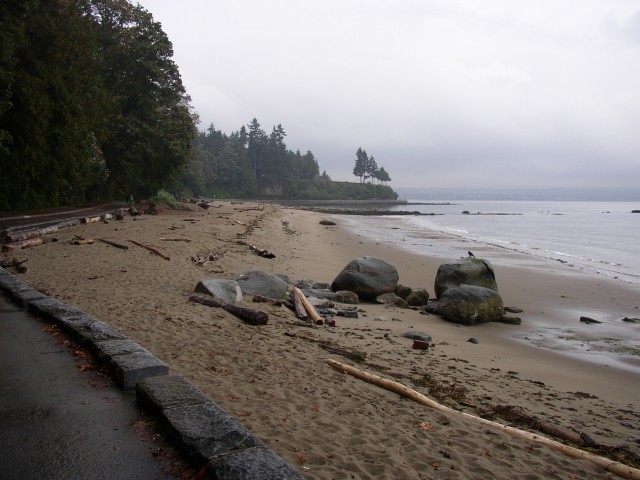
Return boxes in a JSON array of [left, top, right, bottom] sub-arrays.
[[137, 0, 640, 190]]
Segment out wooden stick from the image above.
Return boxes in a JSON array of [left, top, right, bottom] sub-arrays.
[[129, 240, 170, 260], [99, 238, 129, 250], [160, 238, 192, 242], [292, 287, 322, 323], [327, 359, 640, 480]]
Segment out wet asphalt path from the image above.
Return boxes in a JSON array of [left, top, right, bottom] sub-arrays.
[[0, 294, 181, 480]]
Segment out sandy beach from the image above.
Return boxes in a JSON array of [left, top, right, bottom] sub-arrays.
[[7, 201, 639, 479]]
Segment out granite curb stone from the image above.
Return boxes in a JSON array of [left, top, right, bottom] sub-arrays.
[[208, 447, 304, 480], [137, 376, 304, 479], [1, 268, 303, 479]]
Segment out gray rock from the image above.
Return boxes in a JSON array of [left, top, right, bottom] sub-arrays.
[[401, 332, 432, 342], [111, 351, 169, 389], [301, 289, 359, 304], [208, 447, 304, 480], [234, 269, 288, 300], [375, 293, 409, 308], [406, 288, 429, 306], [161, 401, 265, 459], [194, 279, 242, 303], [331, 257, 399, 300], [468, 337, 479, 344], [395, 284, 413, 299], [436, 284, 504, 325], [137, 375, 210, 413], [312, 282, 331, 290], [434, 258, 498, 298], [319, 219, 336, 226], [504, 306, 524, 314]]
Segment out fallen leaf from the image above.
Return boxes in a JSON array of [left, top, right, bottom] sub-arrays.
[[418, 422, 433, 431], [298, 454, 308, 464], [480, 451, 492, 458], [281, 417, 289, 423]]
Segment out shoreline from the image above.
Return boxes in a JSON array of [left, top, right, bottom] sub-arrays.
[[8, 201, 640, 479]]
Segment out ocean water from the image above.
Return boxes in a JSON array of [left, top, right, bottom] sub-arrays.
[[358, 200, 640, 286], [336, 200, 640, 371]]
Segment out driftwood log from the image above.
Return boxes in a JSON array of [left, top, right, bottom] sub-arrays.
[[99, 238, 129, 250], [327, 359, 640, 480], [292, 287, 322, 323], [12, 258, 28, 273], [129, 240, 170, 260], [252, 295, 283, 307], [2, 238, 44, 252], [189, 294, 268, 325], [236, 240, 275, 259], [71, 237, 94, 245], [160, 238, 192, 242], [1, 219, 79, 244]]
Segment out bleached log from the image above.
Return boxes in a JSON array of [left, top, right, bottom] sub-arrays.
[[292, 287, 322, 323], [2, 238, 44, 252], [327, 359, 640, 480]]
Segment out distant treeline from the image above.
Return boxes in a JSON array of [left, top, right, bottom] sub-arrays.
[[0, 0, 196, 211], [176, 120, 397, 201]]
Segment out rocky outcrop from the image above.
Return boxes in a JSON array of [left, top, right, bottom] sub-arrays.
[[434, 258, 498, 298], [234, 269, 288, 300], [436, 284, 504, 325], [194, 279, 243, 304], [375, 293, 409, 308], [331, 257, 399, 300]]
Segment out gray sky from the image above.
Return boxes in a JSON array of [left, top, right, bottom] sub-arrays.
[[137, 0, 640, 189]]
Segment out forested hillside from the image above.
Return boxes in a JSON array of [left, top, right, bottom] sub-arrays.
[[0, 0, 196, 211], [177, 120, 397, 201], [0, 1, 396, 211]]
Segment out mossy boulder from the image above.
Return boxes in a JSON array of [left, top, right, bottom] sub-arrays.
[[434, 258, 498, 298], [436, 284, 504, 325]]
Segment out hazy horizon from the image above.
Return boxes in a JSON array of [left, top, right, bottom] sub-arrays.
[[138, 1, 640, 192]]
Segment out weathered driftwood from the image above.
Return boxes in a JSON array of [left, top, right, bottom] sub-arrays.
[[12, 258, 28, 273], [2, 238, 44, 252], [98, 238, 129, 250], [191, 251, 226, 266], [291, 289, 309, 321], [292, 287, 322, 323], [160, 238, 192, 242], [489, 405, 592, 446], [82, 216, 101, 224], [2, 219, 79, 244], [252, 295, 283, 307], [327, 359, 640, 480], [189, 294, 268, 325], [233, 206, 264, 212], [236, 240, 275, 259], [71, 237, 94, 245], [129, 240, 170, 260]]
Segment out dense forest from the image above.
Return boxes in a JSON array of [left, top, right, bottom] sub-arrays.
[[178, 120, 396, 200], [0, 0, 396, 212]]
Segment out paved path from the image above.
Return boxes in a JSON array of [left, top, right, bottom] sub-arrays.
[[0, 294, 183, 480]]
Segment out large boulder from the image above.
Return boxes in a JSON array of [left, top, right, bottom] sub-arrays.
[[331, 257, 399, 300], [434, 258, 498, 298], [233, 269, 289, 300], [406, 288, 429, 306], [194, 279, 242, 303], [436, 284, 504, 325]]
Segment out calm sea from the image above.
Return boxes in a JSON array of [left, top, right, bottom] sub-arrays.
[[345, 200, 640, 286], [336, 199, 640, 370]]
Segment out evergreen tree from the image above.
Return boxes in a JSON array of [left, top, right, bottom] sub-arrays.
[[86, 0, 196, 199]]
